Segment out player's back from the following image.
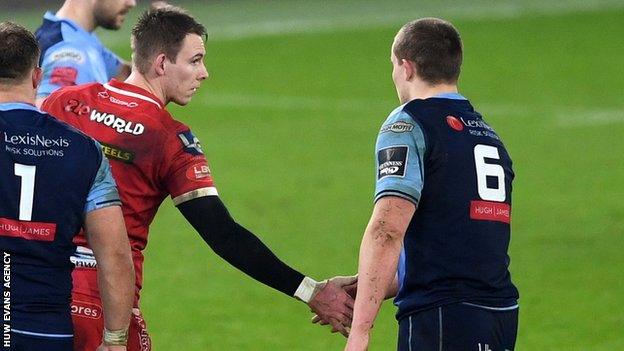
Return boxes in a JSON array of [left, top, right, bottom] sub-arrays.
[[392, 96, 519, 319], [0, 102, 103, 335]]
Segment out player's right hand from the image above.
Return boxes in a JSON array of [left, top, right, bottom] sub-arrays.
[[308, 280, 355, 337], [96, 344, 126, 351], [311, 275, 357, 326]]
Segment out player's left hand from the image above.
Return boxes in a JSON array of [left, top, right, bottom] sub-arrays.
[[308, 279, 355, 337]]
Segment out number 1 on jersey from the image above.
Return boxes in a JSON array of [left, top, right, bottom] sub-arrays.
[[15, 163, 36, 221], [474, 144, 506, 202]]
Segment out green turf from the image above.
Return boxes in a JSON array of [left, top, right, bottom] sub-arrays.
[[9, 1, 624, 349]]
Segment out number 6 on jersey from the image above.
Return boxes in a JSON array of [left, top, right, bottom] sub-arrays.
[[474, 144, 505, 202]]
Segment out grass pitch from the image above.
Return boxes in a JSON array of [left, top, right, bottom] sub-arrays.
[[6, 0, 624, 349]]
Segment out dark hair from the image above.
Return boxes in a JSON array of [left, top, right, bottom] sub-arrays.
[[393, 18, 462, 84], [0, 22, 40, 84], [131, 6, 206, 74]]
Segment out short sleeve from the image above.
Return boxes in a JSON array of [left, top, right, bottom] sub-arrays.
[[84, 143, 122, 214], [101, 46, 122, 79], [374, 107, 427, 205], [163, 129, 218, 205], [37, 43, 94, 99]]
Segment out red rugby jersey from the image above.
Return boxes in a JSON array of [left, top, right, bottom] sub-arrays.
[[42, 79, 216, 296]]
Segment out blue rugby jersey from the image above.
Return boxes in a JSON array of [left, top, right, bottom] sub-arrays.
[[35, 11, 122, 99], [374, 94, 519, 320], [0, 102, 120, 337]]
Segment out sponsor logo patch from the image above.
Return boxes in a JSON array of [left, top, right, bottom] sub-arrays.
[[178, 131, 203, 155], [89, 109, 145, 135], [470, 201, 511, 223], [100, 142, 135, 163], [109, 96, 139, 108], [446, 115, 464, 131], [0, 217, 56, 241], [380, 121, 414, 134], [50, 49, 84, 64], [3, 132, 70, 148], [186, 162, 211, 181], [377, 146, 408, 179], [50, 67, 78, 86], [65, 99, 91, 116], [71, 301, 102, 319]]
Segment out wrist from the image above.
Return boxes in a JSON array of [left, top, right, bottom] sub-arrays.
[[102, 327, 129, 346], [350, 322, 373, 335], [293, 276, 324, 303]]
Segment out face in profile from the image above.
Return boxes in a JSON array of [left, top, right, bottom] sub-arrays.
[[391, 34, 410, 104], [164, 33, 209, 106], [94, 0, 136, 30]]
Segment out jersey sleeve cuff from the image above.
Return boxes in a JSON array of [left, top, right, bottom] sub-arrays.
[[374, 190, 419, 205], [84, 198, 122, 214], [172, 187, 218, 206]]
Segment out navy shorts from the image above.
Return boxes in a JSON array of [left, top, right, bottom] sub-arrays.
[[1, 332, 73, 351], [398, 303, 518, 351]]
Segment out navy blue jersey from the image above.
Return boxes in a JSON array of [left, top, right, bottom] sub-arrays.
[[0, 103, 120, 338], [374, 94, 519, 320]]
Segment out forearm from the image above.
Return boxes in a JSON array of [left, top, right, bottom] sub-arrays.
[[351, 223, 403, 334], [210, 221, 305, 295], [85, 206, 135, 332], [97, 251, 135, 331], [178, 197, 305, 296]]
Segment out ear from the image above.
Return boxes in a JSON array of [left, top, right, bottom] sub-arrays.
[[32, 67, 43, 90], [401, 59, 416, 81], [153, 53, 167, 76]]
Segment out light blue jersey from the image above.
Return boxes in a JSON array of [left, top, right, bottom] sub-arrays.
[[35, 12, 122, 98], [374, 104, 427, 205]]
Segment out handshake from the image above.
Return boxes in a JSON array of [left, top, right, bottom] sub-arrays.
[[297, 275, 358, 337]]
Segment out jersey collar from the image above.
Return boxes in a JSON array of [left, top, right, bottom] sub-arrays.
[[105, 79, 164, 109], [44, 11, 84, 33], [432, 92, 467, 100], [0, 102, 40, 112]]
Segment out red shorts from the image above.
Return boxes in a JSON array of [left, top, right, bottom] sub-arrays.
[[71, 269, 151, 351]]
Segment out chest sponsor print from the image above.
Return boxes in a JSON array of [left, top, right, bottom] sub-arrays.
[[89, 109, 145, 135]]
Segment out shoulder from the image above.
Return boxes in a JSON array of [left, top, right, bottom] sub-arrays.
[[380, 104, 419, 134], [39, 109, 99, 151], [44, 83, 103, 106]]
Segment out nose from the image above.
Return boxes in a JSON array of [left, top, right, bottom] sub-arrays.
[[127, 0, 137, 8], [198, 63, 209, 81]]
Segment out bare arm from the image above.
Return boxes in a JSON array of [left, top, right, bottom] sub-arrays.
[[345, 196, 415, 350], [84, 206, 134, 344]]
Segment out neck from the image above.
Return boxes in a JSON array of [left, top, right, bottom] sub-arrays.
[[55, 1, 96, 32], [124, 70, 167, 105], [0, 84, 36, 106], [402, 80, 459, 103]]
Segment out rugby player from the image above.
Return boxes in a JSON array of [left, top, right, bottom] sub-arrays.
[[34, 0, 137, 107], [345, 18, 519, 350], [0, 22, 134, 351], [42, 7, 355, 350]]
